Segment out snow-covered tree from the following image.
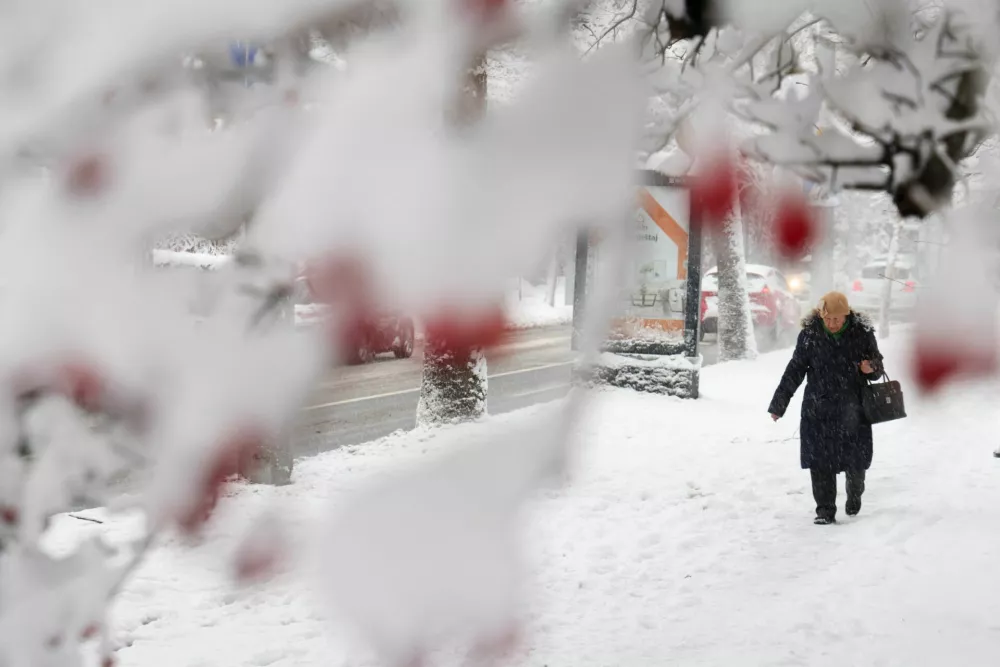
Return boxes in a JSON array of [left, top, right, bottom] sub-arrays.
[[417, 53, 493, 428], [710, 205, 760, 360], [593, 0, 999, 384]]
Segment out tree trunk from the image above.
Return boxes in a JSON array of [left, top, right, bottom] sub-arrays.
[[416, 53, 489, 427], [417, 346, 488, 426], [878, 218, 903, 339], [544, 252, 558, 306], [710, 208, 758, 361]]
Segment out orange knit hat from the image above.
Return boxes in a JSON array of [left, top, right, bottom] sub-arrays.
[[818, 291, 850, 317]]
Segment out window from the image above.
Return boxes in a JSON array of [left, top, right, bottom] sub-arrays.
[[746, 273, 768, 291], [861, 265, 884, 279]]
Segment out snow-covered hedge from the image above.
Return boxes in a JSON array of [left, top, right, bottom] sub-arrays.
[[579, 352, 702, 398]]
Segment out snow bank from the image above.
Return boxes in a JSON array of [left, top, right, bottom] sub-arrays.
[[151, 249, 233, 270], [504, 278, 573, 330], [48, 331, 1000, 666]]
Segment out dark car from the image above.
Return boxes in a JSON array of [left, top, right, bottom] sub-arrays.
[[340, 310, 416, 364], [292, 277, 416, 365]]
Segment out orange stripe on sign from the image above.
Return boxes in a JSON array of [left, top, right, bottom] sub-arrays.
[[611, 317, 685, 334], [639, 189, 689, 279]]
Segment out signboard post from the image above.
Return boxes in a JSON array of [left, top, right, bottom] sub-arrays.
[[573, 173, 703, 397], [571, 230, 589, 351], [683, 198, 703, 397]]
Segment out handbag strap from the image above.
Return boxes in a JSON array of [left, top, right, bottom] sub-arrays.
[[865, 369, 890, 385]]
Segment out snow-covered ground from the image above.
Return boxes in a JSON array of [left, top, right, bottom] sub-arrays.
[[47, 328, 1000, 666]]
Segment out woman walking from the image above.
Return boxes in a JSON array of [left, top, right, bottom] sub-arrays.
[[768, 291, 884, 525]]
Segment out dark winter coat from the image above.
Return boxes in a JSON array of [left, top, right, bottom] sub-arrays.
[[768, 310, 884, 472]]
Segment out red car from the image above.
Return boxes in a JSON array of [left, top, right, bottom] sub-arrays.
[[292, 277, 416, 365], [700, 264, 801, 346]]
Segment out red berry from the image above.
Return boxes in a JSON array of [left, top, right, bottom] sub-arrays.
[[463, 0, 506, 20], [912, 340, 998, 393], [65, 153, 110, 198], [178, 430, 262, 534], [234, 544, 280, 583], [691, 155, 737, 227], [471, 625, 520, 660], [913, 349, 961, 393], [425, 306, 507, 355], [773, 193, 816, 259], [0, 506, 18, 525], [233, 520, 286, 584], [303, 255, 374, 313], [59, 362, 105, 412]]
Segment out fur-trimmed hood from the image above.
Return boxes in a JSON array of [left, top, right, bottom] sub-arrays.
[[801, 308, 875, 332]]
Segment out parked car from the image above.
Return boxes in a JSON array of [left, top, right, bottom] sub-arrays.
[[700, 264, 802, 346], [848, 257, 920, 318], [292, 277, 416, 364]]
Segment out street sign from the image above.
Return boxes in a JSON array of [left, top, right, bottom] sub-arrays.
[[572, 173, 703, 397], [587, 176, 693, 338], [229, 42, 259, 68]]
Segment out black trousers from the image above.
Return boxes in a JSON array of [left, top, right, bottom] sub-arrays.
[[810, 468, 866, 520]]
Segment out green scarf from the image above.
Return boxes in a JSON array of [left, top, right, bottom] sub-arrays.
[[823, 319, 849, 340]]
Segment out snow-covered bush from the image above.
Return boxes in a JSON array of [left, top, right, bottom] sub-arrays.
[[581, 352, 702, 397]]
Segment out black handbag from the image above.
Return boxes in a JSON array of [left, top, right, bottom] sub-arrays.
[[861, 372, 907, 425]]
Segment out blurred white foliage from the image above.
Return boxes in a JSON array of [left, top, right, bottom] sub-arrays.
[[313, 408, 570, 666], [249, 27, 645, 316], [915, 197, 1000, 365], [0, 0, 647, 664]]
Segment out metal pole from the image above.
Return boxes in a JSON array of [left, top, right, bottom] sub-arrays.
[[571, 230, 589, 351], [683, 196, 703, 398]]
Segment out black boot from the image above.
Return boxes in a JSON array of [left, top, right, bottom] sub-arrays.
[[810, 468, 837, 525], [845, 469, 866, 516]]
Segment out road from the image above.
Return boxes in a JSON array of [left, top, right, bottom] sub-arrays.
[[292, 324, 730, 457], [294, 325, 577, 456]]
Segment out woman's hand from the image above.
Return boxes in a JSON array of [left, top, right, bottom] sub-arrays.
[[770, 413, 780, 422], [860, 360, 874, 374]]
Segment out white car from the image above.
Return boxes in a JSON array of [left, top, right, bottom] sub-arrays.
[[848, 258, 920, 317]]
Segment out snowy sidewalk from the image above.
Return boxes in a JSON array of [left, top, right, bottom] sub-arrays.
[[49, 329, 1000, 667]]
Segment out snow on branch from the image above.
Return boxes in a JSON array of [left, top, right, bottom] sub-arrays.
[[604, 0, 1000, 219]]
